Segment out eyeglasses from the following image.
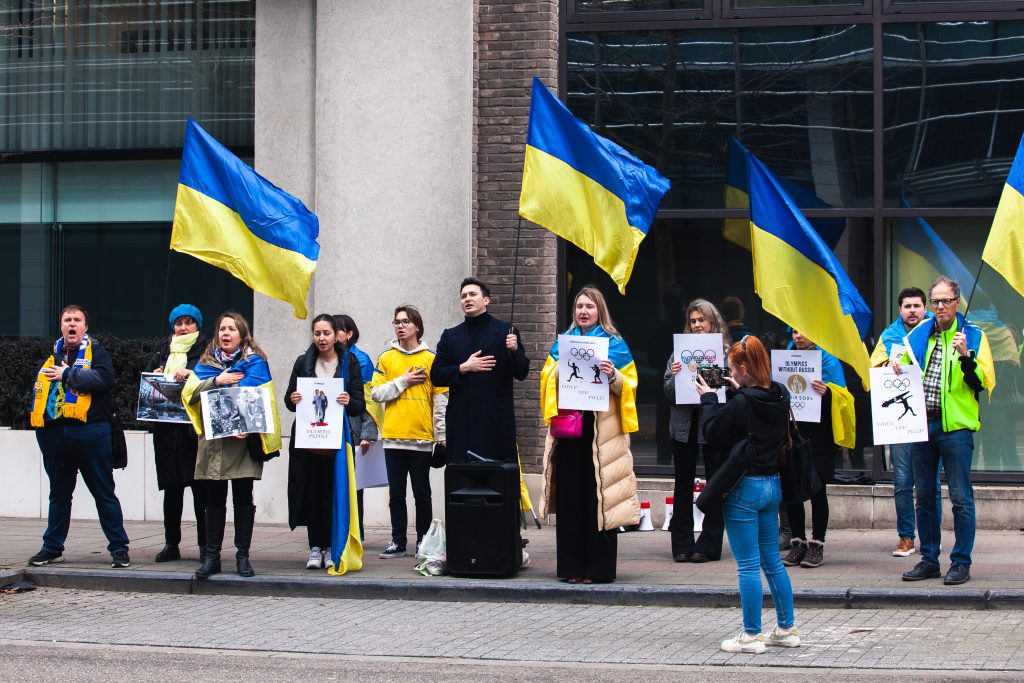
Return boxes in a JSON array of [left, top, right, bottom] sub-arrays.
[[930, 298, 957, 309], [392, 319, 413, 327]]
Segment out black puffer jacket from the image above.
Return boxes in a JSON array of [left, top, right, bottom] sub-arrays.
[[700, 382, 790, 476]]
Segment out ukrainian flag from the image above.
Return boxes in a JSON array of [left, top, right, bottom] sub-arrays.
[[172, 118, 320, 319], [519, 77, 670, 295], [327, 397, 363, 576], [744, 145, 872, 390], [724, 138, 845, 251], [984, 132, 1024, 299]]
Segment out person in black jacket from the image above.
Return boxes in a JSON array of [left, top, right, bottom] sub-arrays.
[[143, 304, 208, 563], [430, 277, 530, 463], [285, 314, 366, 570], [29, 305, 131, 568], [697, 335, 799, 655]]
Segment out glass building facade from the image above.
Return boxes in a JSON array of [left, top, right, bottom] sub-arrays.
[[0, 1, 255, 338], [563, 1, 1024, 480]]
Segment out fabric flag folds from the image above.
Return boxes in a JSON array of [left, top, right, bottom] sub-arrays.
[[743, 145, 872, 390], [328, 352, 363, 576], [171, 118, 320, 319], [519, 77, 670, 294], [983, 132, 1024, 299]]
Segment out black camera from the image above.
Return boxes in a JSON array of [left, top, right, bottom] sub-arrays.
[[697, 365, 731, 389]]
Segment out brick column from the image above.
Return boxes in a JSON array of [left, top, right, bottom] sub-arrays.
[[475, 1, 560, 472]]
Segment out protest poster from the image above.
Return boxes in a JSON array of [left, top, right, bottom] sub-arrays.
[[870, 366, 928, 445], [672, 333, 726, 405], [294, 377, 346, 449], [200, 386, 274, 439], [136, 373, 190, 424], [355, 439, 388, 490], [771, 350, 822, 422], [558, 334, 610, 411]]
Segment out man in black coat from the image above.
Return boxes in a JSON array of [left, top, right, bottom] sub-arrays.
[[430, 278, 530, 463]]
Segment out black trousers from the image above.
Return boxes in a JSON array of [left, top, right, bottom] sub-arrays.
[[301, 453, 335, 549], [554, 412, 617, 582], [668, 423, 724, 559], [384, 448, 432, 548], [204, 478, 254, 508], [162, 483, 206, 550], [787, 449, 835, 543]]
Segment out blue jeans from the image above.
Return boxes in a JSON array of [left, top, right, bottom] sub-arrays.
[[911, 423, 975, 567], [724, 474, 795, 635], [891, 443, 942, 540], [36, 421, 130, 554]]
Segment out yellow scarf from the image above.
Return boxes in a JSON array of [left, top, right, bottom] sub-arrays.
[[164, 331, 199, 375], [30, 336, 93, 427]]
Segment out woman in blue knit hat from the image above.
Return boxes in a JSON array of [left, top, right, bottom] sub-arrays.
[[143, 304, 207, 563]]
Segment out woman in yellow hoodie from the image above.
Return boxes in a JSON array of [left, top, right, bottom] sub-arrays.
[[369, 305, 447, 559]]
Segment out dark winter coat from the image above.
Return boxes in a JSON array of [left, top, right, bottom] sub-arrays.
[[430, 312, 530, 463], [284, 342, 366, 530], [143, 334, 207, 490], [700, 382, 790, 476]]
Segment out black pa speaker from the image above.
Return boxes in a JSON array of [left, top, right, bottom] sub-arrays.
[[445, 460, 523, 577]]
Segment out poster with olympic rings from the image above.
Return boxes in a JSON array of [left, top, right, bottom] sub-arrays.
[[869, 366, 928, 445], [557, 334, 610, 411], [672, 333, 726, 405], [771, 350, 822, 423]]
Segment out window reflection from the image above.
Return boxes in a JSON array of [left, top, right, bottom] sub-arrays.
[[575, 0, 703, 11], [567, 26, 873, 209]]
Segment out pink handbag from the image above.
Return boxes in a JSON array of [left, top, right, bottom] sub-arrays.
[[549, 409, 583, 439]]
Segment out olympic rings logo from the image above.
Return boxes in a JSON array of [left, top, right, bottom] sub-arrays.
[[570, 347, 596, 361], [884, 378, 911, 392], [679, 349, 717, 365]]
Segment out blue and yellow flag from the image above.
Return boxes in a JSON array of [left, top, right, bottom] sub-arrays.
[[519, 77, 670, 295], [984, 132, 1024, 299], [172, 118, 320, 319], [744, 146, 872, 390], [539, 325, 639, 433], [725, 139, 845, 251], [328, 352, 363, 575]]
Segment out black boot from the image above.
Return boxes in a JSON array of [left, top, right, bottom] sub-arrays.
[[195, 507, 225, 580], [192, 483, 207, 563], [234, 505, 256, 577]]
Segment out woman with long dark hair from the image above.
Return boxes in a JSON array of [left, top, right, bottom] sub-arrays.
[[285, 314, 366, 570], [696, 335, 800, 654]]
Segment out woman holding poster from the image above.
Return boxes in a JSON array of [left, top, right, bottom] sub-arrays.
[[663, 299, 730, 563], [539, 286, 641, 584], [781, 329, 856, 570], [285, 314, 366, 570], [696, 335, 799, 654]]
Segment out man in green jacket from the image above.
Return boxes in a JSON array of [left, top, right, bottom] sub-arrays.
[[899, 276, 995, 586]]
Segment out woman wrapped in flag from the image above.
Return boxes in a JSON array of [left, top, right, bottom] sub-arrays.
[[539, 285, 641, 584], [181, 311, 281, 580]]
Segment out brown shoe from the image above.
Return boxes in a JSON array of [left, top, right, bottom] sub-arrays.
[[782, 539, 807, 567], [893, 537, 916, 557], [801, 539, 824, 568]]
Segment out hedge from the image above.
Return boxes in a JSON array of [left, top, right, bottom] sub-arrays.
[[0, 335, 166, 431]]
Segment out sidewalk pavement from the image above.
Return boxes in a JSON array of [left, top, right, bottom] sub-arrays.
[[3, 517, 1023, 609]]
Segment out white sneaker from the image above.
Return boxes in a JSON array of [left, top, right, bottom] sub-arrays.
[[764, 626, 800, 648], [306, 547, 324, 570], [322, 547, 332, 569], [721, 632, 766, 654], [521, 549, 530, 568]]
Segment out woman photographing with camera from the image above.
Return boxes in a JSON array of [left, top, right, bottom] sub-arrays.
[[695, 335, 800, 654]]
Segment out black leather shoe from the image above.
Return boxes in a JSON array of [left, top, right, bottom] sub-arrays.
[[673, 553, 692, 563], [944, 563, 971, 585], [902, 561, 941, 581], [154, 545, 180, 563], [689, 552, 714, 564]]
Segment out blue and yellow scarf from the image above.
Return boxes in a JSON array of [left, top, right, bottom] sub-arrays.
[[30, 335, 93, 427]]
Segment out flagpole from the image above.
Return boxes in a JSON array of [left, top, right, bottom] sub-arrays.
[[509, 215, 523, 325], [161, 249, 173, 328], [963, 259, 986, 319]]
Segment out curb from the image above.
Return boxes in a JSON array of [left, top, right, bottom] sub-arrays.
[[15, 567, 1024, 610]]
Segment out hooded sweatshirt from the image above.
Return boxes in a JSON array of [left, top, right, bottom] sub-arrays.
[[369, 340, 447, 451], [700, 382, 791, 476]]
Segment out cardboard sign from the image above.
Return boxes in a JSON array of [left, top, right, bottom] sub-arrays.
[[673, 333, 726, 405], [771, 350, 822, 423], [294, 377, 346, 449], [870, 366, 928, 445], [557, 334, 610, 411]]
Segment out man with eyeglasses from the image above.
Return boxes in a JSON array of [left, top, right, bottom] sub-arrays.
[[430, 277, 530, 464], [898, 276, 995, 586], [870, 286, 942, 559]]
